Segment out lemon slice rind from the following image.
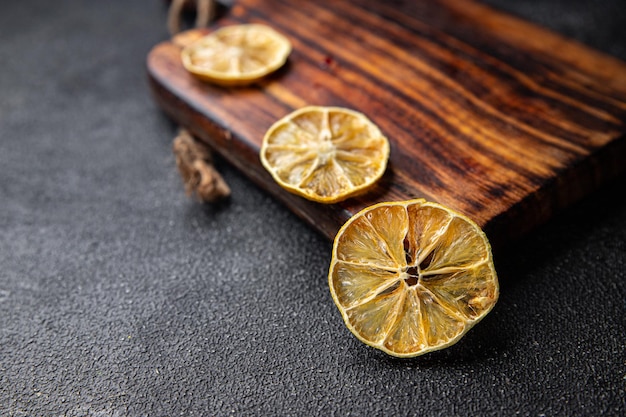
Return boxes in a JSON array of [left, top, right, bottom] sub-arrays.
[[181, 24, 292, 86], [328, 199, 499, 358], [260, 106, 390, 204]]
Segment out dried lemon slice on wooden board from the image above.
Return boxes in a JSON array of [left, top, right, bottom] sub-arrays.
[[328, 199, 499, 358], [181, 24, 291, 86], [260, 106, 390, 203]]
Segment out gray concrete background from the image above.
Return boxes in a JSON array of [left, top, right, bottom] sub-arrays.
[[1, 0, 624, 415]]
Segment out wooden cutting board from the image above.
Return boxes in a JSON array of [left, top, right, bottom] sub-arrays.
[[147, 0, 626, 248]]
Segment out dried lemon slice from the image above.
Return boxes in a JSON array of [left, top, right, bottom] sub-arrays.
[[328, 199, 499, 357], [260, 106, 390, 203], [181, 24, 291, 86]]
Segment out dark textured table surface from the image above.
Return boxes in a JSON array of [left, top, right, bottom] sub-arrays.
[[1, 1, 625, 416]]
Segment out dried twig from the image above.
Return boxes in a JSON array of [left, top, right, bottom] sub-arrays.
[[173, 129, 231, 202]]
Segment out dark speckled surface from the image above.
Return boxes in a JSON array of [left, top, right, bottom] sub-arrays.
[[1, 1, 625, 415]]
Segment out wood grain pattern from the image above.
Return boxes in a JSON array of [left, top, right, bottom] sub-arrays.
[[147, 0, 626, 248]]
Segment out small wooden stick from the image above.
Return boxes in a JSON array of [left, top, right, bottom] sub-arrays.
[[173, 129, 231, 202]]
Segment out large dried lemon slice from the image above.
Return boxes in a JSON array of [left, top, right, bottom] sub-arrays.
[[181, 24, 291, 86], [328, 199, 499, 357], [260, 106, 390, 203]]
